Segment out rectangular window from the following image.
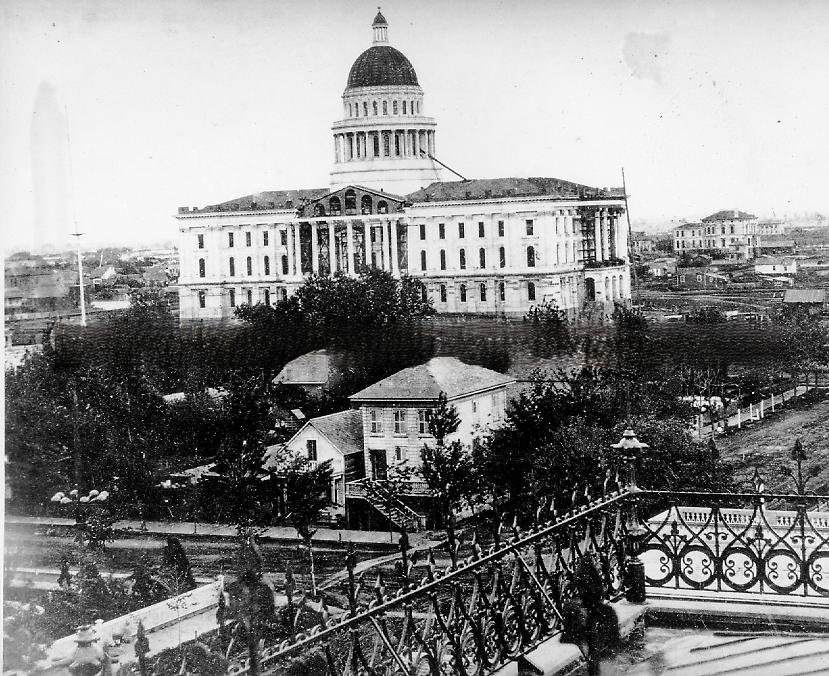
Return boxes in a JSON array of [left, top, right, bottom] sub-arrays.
[[417, 409, 428, 434], [440, 284, 447, 302], [458, 222, 465, 238], [393, 409, 407, 434], [478, 222, 485, 238], [198, 290, 206, 308], [263, 231, 269, 246], [198, 259, 206, 278], [440, 250, 446, 270], [264, 288, 270, 305], [246, 288, 253, 305], [246, 231, 252, 247], [229, 289, 236, 307], [306, 439, 317, 461], [498, 220, 505, 237], [395, 447, 404, 462], [439, 223, 445, 239], [280, 230, 288, 246], [370, 409, 383, 434], [526, 219, 534, 235], [197, 234, 204, 249], [459, 249, 466, 269], [228, 232, 234, 248], [229, 257, 235, 276], [419, 224, 426, 240]]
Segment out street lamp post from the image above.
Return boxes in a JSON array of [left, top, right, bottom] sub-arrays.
[[611, 428, 649, 603]]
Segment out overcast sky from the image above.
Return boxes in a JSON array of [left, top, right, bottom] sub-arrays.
[[2, 0, 828, 252]]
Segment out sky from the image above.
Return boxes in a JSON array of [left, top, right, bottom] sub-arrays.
[[1, 0, 829, 252]]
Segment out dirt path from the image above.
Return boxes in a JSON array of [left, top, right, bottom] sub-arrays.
[[717, 397, 829, 494]]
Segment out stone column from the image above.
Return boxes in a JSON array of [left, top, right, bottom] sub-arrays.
[[284, 227, 293, 276], [346, 221, 355, 275], [362, 224, 368, 266], [414, 131, 420, 157], [311, 224, 319, 273], [328, 222, 336, 274], [294, 223, 303, 275], [602, 210, 611, 260], [377, 222, 385, 269], [390, 220, 399, 276], [609, 213, 617, 260], [594, 211, 603, 262]]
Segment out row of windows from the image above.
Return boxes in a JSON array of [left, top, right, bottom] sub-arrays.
[[198, 230, 280, 250], [424, 280, 536, 304], [419, 246, 536, 271], [315, 193, 390, 217], [346, 98, 421, 118], [195, 286, 288, 309], [199, 255, 293, 278], [419, 219, 532, 241], [369, 408, 430, 435]]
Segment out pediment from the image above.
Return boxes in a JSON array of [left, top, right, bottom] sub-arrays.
[[300, 185, 406, 218]]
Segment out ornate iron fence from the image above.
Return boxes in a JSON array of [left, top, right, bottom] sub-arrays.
[[223, 432, 829, 675]]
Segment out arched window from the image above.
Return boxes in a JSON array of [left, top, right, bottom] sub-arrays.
[[612, 276, 618, 298], [361, 195, 373, 215], [393, 100, 398, 114], [480, 282, 487, 301], [344, 190, 357, 213], [377, 200, 388, 214], [229, 257, 235, 276], [363, 102, 368, 116], [373, 134, 380, 157], [382, 100, 388, 115], [604, 277, 610, 298], [314, 204, 326, 217], [198, 258, 205, 278], [479, 248, 486, 268], [403, 101, 407, 114], [440, 284, 447, 302], [373, 100, 378, 115], [499, 246, 506, 268], [264, 256, 270, 276], [527, 246, 536, 267], [246, 256, 253, 276], [459, 284, 467, 303], [421, 285, 428, 302], [281, 255, 288, 275], [499, 281, 505, 301], [437, 249, 445, 270], [382, 131, 391, 156], [420, 250, 427, 271], [527, 281, 536, 301], [459, 249, 466, 270], [585, 278, 596, 301], [329, 196, 342, 215]]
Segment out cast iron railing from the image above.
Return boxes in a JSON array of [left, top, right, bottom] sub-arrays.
[[224, 433, 829, 675]]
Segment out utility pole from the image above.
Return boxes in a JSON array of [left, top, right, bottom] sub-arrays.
[[621, 167, 638, 304], [71, 231, 87, 326]]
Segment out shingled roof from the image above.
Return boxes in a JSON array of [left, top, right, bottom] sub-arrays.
[[186, 188, 329, 214], [350, 357, 514, 403], [702, 209, 757, 222], [406, 178, 624, 204]]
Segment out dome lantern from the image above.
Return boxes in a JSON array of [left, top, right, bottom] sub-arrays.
[[372, 8, 388, 44]]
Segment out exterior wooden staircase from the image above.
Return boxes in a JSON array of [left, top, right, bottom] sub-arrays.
[[346, 478, 426, 532]]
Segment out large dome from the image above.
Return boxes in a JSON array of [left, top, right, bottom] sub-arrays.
[[346, 45, 419, 89]]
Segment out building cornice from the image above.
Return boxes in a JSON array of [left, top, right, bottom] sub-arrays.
[[406, 196, 626, 210]]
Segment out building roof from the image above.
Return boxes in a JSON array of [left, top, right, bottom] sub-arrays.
[[372, 9, 388, 26], [406, 177, 623, 204], [185, 188, 329, 215], [347, 45, 419, 88], [702, 209, 757, 222], [274, 349, 345, 386], [783, 288, 827, 304], [309, 409, 364, 456], [759, 239, 795, 248], [350, 357, 514, 402]]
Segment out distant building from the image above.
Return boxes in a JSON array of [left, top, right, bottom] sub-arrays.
[[783, 288, 827, 314], [758, 239, 796, 255], [631, 231, 655, 254], [673, 266, 729, 290], [273, 348, 354, 397], [754, 257, 797, 276], [673, 210, 760, 259], [644, 257, 677, 278]]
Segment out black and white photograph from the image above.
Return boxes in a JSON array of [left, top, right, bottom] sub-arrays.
[[3, 1, 829, 674]]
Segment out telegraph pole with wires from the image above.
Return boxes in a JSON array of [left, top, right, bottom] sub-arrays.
[[71, 231, 87, 327], [621, 167, 639, 305]]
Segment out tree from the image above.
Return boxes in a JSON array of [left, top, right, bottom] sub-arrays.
[[281, 456, 334, 596], [425, 392, 460, 446], [420, 440, 473, 529]]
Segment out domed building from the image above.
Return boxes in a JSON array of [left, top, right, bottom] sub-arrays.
[[176, 11, 630, 321], [330, 10, 442, 194]]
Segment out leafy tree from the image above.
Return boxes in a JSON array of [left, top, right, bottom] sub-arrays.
[[420, 440, 473, 529], [425, 392, 460, 446]]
